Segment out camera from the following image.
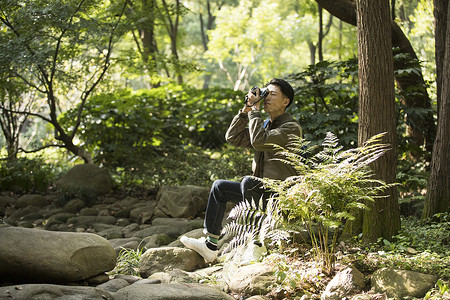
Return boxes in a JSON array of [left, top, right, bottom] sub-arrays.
[[244, 86, 269, 107]]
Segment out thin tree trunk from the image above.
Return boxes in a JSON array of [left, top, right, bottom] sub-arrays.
[[422, 0, 450, 218]]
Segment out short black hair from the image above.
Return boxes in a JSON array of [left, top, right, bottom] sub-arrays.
[[267, 78, 295, 108]]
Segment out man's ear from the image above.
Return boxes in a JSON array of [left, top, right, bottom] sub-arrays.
[[283, 97, 290, 108]]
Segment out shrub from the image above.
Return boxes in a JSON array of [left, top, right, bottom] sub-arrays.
[[60, 85, 248, 187], [0, 157, 63, 192]]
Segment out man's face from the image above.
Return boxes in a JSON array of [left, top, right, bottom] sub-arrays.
[[263, 84, 289, 114]]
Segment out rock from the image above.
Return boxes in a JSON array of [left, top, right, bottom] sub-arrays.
[[142, 233, 174, 249], [132, 225, 185, 239], [79, 207, 99, 216], [114, 282, 234, 300], [321, 266, 365, 300], [351, 293, 388, 300], [156, 185, 209, 218], [139, 247, 206, 278], [16, 194, 50, 208], [56, 164, 113, 196], [115, 196, 141, 208], [0, 284, 114, 300], [5, 205, 40, 224], [113, 274, 142, 284], [117, 218, 131, 227], [85, 273, 110, 285], [371, 267, 438, 299], [63, 198, 86, 213], [97, 226, 125, 239], [225, 262, 276, 296], [0, 226, 116, 283], [147, 269, 198, 284], [0, 196, 14, 210], [109, 237, 142, 249], [122, 223, 141, 237], [66, 215, 117, 227], [129, 202, 157, 224], [152, 217, 203, 232], [97, 278, 130, 292]]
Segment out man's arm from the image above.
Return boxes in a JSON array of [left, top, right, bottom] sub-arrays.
[[225, 88, 262, 148], [248, 111, 302, 151]]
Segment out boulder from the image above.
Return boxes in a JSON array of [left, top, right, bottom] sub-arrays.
[[0, 226, 116, 283], [371, 267, 438, 299], [0, 284, 114, 300], [321, 266, 365, 300], [225, 262, 276, 296], [114, 282, 234, 300], [156, 185, 209, 218], [139, 247, 206, 278], [56, 164, 113, 196]]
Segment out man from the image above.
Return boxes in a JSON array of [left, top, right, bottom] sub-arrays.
[[181, 78, 302, 263]]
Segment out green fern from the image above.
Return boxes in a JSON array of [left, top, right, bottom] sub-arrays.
[[222, 132, 394, 274], [222, 196, 289, 254]]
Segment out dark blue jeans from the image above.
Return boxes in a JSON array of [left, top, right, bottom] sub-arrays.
[[204, 176, 273, 237]]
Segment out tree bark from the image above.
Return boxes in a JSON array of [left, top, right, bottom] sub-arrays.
[[422, 0, 450, 218], [356, 0, 400, 242], [315, 0, 436, 159]]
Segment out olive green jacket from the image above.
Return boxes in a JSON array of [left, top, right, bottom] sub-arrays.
[[225, 110, 302, 180]]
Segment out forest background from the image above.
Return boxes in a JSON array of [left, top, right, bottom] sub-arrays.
[[0, 0, 449, 274]]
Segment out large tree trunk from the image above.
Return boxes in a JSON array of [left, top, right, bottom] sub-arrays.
[[422, 0, 450, 218], [356, 0, 400, 242], [315, 0, 436, 160]]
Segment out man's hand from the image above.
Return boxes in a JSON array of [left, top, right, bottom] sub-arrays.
[[243, 88, 261, 112]]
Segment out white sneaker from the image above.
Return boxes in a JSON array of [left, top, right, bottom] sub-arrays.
[[180, 236, 218, 263]]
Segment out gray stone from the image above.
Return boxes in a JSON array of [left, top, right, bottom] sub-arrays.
[[0, 226, 116, 283], [115, 196, 141, 208], [46, 212, 76, 223], [117, 218, 131, 227], [139, 247, 206, 278], [40, 208, 65, 218], [225, 262, 276, 296], [16, 194, 50, 208], [113, 274, 142, 284], [152, 217, 203, 233], [142, 233, 174, 249], [156, 185, 209, 218], [321, 267, 365, 300], [147, 269, 197, 284], [0, 284, 114, 300], [56, 164, 113, 196], [85, 273, 110, 285], [351, 294, 388, 300], [109, 237, 142, 249], [371, 267, 438, 299], [129, 202, 157, 224], [6, 205, 40, 224], [114, 282, 234, 300], [63, 198, 85, 213], [122, 223, 141, 237], [79, 207, 99, 216], [132, 225, 184, 239], [0, 196, 14, 209], [97, 226, 124, 239], [66, 215, 117, 227], [97, 278, 130, 292]]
